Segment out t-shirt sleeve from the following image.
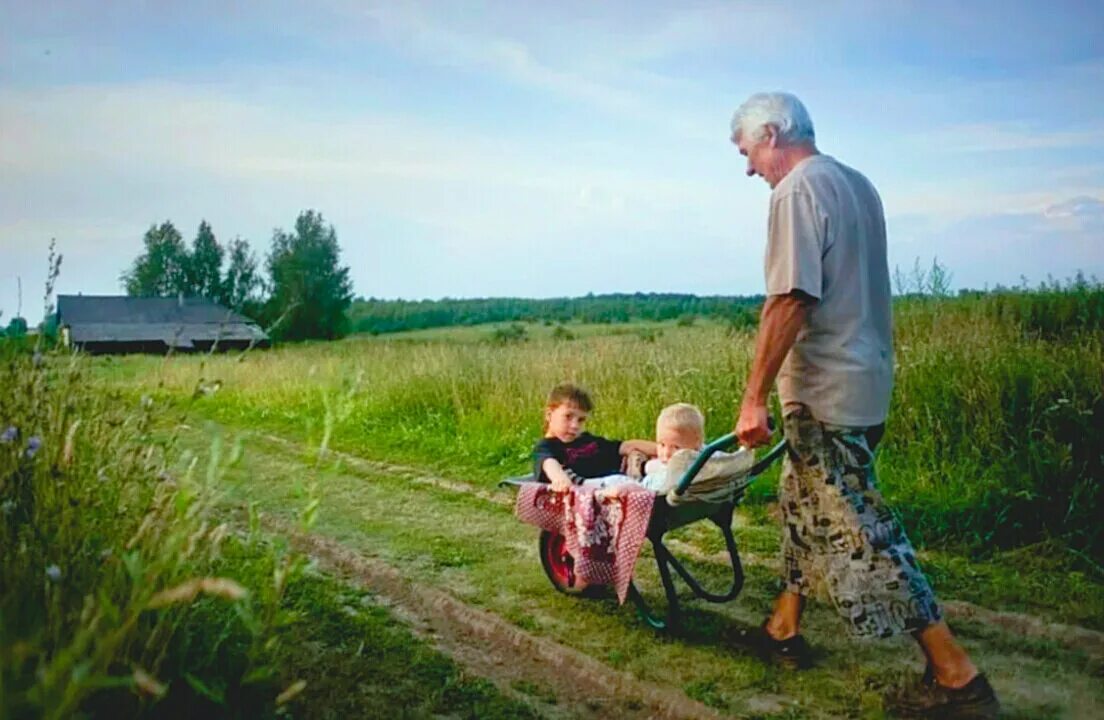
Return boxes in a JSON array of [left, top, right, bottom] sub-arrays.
[[765, 188, 824, 300], [533, 438, 557, 482]]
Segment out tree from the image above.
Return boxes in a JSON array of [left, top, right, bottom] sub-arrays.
[[223, 237, 263, 316], [265, 210, 353, 341], [5, 316, 28, 338], [121, 221, 189, 296], [188, 221, 224, 300]]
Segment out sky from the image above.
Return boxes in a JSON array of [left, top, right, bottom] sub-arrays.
[[2, 0, 1103, 320]]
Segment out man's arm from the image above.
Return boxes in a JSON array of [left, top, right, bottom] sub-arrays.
[[735, 291, 813, 447]]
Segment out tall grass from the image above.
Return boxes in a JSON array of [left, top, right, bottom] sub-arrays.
[[0, 342, 306, 718], [888, 293, 1102, 554], [122, 284, 1103, 562]]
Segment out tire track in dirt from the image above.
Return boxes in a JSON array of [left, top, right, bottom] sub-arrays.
[[265, 516, 733, 720], [259, 432, 1104, 663]]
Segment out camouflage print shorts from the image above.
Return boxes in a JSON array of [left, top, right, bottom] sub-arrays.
[[780, 405, 942, 639]]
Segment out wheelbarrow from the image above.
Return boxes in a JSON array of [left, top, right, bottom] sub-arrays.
[[503, 432, 787, 631]]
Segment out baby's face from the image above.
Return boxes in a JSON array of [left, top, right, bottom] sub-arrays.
[[655, 423, 703, 463]]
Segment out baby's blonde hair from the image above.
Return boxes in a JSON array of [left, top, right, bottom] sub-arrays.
[[656, 402, 705, 439]]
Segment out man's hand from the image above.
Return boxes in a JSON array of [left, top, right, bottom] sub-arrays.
[[736, 402, 772, 448]]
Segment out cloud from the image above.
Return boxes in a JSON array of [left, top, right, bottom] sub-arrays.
[[913, 122, 1104, 153], [1044, 195, 1104, 221], [0, 80, 764, 310], [889, 195, 1104, 290]]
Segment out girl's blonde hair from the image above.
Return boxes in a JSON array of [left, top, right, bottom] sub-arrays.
[[656, 402, 705, 438]]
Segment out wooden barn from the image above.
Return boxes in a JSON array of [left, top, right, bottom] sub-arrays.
[[56, 295, 269, 354]]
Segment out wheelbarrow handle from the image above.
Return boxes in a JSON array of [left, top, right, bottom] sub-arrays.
[[672, 419, 785, 497], [672, 433, 738, 496]]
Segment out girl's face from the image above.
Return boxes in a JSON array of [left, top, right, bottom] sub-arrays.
[[545, 402, 589, 443]]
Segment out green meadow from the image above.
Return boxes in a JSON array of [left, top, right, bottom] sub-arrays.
[[4, 284, 1103, 718]]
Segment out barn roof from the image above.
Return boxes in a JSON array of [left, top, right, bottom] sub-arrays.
[[57, 295, 268, 348]]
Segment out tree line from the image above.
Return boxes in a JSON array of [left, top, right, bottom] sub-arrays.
[[348, 293, 766, 334], [120, 210, 353, 341]]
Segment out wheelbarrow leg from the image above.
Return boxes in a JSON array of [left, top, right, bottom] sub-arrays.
[[653, 539, 682, 631], [627, 537, 682, 632], [627, 581, 667, 631]]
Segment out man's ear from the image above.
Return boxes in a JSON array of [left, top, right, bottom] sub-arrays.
[[765, 124, 779, 148]]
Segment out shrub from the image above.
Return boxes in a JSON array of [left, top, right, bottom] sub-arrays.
[[550, 325, 574, 341], [489, 324, 528, 344]]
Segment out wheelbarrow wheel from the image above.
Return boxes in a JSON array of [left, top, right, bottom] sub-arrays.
[[538, 530, 603, 597]]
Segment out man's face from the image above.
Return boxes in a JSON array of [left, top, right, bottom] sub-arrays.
[[734, 127, 782, 188]]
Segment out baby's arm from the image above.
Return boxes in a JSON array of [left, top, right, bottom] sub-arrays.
[[542, 458, 576, 492]]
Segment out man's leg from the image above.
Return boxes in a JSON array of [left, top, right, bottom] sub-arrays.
[[749, 407, 816, 666], [765, 591, 806, 640], [915, 621, 978, 688]]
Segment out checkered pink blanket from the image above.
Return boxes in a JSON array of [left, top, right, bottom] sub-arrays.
[[515, 483, 655, 603]]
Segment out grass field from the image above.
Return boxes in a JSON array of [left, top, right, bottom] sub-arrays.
[[4, 286, 1103, 717], [107, 292, 1103, 560]]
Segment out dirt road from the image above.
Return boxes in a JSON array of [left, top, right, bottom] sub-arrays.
[[226, 430, 1104, 719]]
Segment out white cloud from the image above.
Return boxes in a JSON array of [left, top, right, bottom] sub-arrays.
[[0, 80, 764, 312], [888, 195, 1104, 290], [913, 122, 1104, 154]]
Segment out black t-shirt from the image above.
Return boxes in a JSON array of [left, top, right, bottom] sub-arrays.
[[532, 433, 623, 483]]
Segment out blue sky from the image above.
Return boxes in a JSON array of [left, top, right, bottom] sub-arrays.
[[2, 1, 1102, 320]]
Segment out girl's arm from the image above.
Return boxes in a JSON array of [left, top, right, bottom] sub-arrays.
[[619, 439, 657, 457], [542, 458, 575, 492]]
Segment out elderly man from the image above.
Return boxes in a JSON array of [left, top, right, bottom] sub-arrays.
[[731, 92, 998, 718]]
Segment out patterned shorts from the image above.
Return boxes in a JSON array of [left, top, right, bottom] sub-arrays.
[[780, 405, 942, 638]]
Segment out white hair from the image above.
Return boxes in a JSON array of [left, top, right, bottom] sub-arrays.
[[730, 92, 816, 146]]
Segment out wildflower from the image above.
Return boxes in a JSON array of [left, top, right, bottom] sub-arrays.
[[62, 419, 81, 468], [45, 565, 62, 582], [276, 679, 307, 706], [0, 426, 17, 443], [132, 668, 167, 698], [199, 577, 248, 601], [32, 351, 44, 368], [25, 436, 42, 459], [1, 500, 15, 516], [147, 577, 248, 608]]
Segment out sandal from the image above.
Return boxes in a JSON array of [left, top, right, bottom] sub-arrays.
[[885, 665, 999, 718], [731, 622, 813, 670]]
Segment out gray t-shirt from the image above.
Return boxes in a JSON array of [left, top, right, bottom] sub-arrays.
[[765, 154, 893, 427]]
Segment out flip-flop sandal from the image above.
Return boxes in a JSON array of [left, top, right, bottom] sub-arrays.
[[731, 622, 813, 670]]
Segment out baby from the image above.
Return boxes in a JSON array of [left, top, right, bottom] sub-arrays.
[[594, 402, 706, 497]]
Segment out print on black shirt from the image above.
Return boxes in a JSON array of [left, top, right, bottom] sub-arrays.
[[532, 432, 622, 483]]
